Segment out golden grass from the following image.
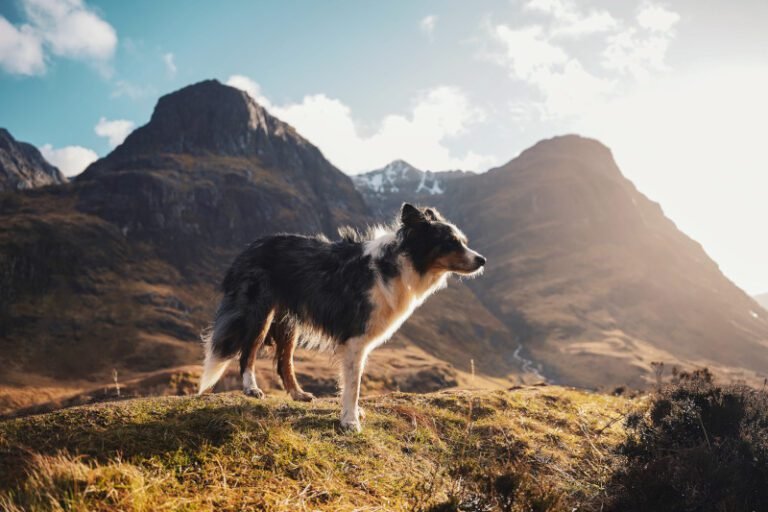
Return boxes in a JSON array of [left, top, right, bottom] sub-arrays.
[[0, 386, 634, 511]]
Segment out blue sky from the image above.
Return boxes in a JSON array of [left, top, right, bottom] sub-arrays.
[[1, 0, 767, 295]]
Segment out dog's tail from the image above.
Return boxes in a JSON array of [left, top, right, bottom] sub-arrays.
[[198, 328, 231, 394], [198, 298, 241, 394]]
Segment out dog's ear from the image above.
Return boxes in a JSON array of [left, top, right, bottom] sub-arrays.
[[423, 207, 442, 221], [401, 203, 426, 227]]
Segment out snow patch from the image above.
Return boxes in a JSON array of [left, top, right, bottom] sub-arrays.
[[415, 171, 444, 195]]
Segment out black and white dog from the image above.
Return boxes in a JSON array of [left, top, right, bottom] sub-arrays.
[[198, 203, 486, 431]]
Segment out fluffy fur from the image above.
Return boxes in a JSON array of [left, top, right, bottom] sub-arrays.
[[198, 203, 486, 431]]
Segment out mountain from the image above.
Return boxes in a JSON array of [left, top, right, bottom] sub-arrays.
[[0, 80, 378, 412], [353, 159, 472, 218], [3, 81, 766, 414], [0, 128, 66, 191], [435, 135, 768, 387], [75, 80, 369, 259], [0, 80, 520, 415], [756, 294, 768, 310]]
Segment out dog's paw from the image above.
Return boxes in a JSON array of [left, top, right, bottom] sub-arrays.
[[243, 387, 265, 399], [340, 418, 362, 433], [290, 390, 316, 402]]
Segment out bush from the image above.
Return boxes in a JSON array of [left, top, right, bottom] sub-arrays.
[[604, 369, 768, 512]]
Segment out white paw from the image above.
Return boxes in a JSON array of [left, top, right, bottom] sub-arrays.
[[340, 418, 362, 433], [290, 390, 316, 402], [340, 409, 362, 432], [243, 387, 265, 399]]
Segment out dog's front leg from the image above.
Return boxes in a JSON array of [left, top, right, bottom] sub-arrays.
[[339, 338, 369, 432]]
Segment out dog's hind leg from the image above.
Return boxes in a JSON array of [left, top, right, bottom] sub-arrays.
[[239, 302, 275, 399], [273, 319, 315, 402]]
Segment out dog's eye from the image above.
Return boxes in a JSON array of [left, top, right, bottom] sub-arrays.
[[444, 239, 461, 251]]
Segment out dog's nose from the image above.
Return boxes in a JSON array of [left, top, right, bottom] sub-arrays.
[[475, 255, 487, 267]]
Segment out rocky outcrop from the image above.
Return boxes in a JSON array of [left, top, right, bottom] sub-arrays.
[[77, 80, 369, 256], [0, 128, 66, 191]]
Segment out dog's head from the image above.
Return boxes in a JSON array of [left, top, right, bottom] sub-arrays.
[[398, 203, 486, 276]]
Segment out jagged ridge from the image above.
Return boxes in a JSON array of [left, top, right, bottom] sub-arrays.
[[0, 128, 66, 191]]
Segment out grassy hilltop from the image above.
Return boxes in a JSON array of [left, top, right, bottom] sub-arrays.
[[0, 386, 632, 511]]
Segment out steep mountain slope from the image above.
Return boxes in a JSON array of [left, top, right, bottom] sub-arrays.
[[438, 135, 768, 387], [353, 159, 472, 217], [0, 81, 373, 410], [756, 293, 768, 310], [0, 129, 66, 191]]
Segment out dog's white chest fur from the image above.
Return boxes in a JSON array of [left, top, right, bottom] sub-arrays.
[[366, 254, 447, 347]]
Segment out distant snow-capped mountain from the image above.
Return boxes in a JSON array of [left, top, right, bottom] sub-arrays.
[[352, 160, 473, 217]]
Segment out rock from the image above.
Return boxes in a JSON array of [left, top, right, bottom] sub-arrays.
[[0, 128, 66, 191]]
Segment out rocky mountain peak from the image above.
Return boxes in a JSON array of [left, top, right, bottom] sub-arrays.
[[83, 80, 311, 174], [0, 128, 66, 191], [500, 134, 619, 179], [69, 80, 368, 246]]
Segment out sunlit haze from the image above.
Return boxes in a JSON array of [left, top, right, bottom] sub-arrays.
[[1, 0, 765, 293]]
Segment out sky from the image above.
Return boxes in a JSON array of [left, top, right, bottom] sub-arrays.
[[0, 0, 766, 295]]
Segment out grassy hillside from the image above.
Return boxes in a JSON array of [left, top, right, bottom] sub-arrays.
[[0, 386, 632, 511]]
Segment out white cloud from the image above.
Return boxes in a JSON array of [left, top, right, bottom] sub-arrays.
[[94, 117, 135, 148], [0, 17, 45, 75], [420, 15, 437, 39], [489, 2, 679, 118], [602, 28, 673, 79], [0, 0, 116, 76], [225, 74, 273, 108], [110, 80, 153, 99], [525, 0, 618, 38], [637, 3, 680, 32], [227, 76, 496, 173], [40, 144, 98, 176], [602, 4, 680, 80], [24, 0, 117, 60], [162, 52, 176, 77], [492, 25, 613, 117], [494, 25, 568, 78]]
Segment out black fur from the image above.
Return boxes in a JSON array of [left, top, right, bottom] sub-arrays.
[[400, 209, 466, 275], [213, 234, 375, 358], [375, 242, 400, 282]]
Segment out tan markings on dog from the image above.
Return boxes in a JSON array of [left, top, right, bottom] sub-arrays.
[[246, 307, 275, 369], [432, 250, 471, 272], [272, 320, 298, 392]]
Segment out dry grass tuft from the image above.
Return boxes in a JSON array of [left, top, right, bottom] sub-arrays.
[[0, 386, 632, 511]]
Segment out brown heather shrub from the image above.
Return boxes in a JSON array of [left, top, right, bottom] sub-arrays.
[[604, 368, 768, 512]]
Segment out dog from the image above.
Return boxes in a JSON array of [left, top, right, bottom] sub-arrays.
[[198, 203, 486, 431]]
